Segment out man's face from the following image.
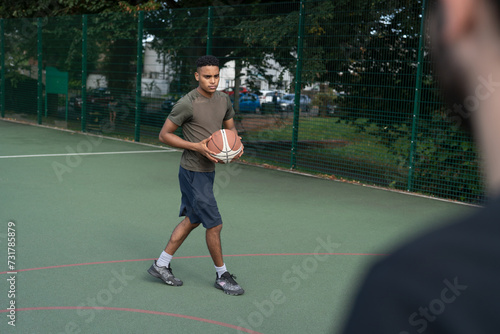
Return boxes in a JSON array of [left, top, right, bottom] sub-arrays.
[[195, 65, 220, 96]]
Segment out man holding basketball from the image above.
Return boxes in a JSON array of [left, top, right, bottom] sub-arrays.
[[147, 55, 244, 295]]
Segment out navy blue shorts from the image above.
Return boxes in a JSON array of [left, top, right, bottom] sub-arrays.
[[178, 166, 222, 229]]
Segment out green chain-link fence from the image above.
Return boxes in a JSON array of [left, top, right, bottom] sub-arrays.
[[0, 0, 484, 204]]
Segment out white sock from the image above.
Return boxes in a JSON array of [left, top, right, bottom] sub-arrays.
[[156, 251, 173, 268], [215, 264, 227, 278]]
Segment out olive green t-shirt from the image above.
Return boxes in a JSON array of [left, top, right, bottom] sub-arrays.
[[168, 88, 235, 172]]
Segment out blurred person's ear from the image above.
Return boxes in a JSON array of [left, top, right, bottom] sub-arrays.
[[427, 0, 477, 133], [440, 0, 476, 43]]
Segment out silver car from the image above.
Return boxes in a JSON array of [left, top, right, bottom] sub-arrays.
[[279, 94, 311, 112]]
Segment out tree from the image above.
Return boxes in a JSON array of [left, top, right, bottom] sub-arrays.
[[143, 1, 300, 109], [1, 0, 430, 118], [229, 0, 424, 119], [0, 1, 160, 18]]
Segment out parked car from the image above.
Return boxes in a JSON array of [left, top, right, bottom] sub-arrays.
[[84, 88, 113, 120], [258, 90, 284, 105], [222, 86, 248, 96], [279, 94, 311, 112], [72, 88, 111, 122], [141, 94, 182, 127], [233, 93, 261, 113], [161, 97, 177, 112], [61, 96, 83, 120], [69, 96, 82, 111], [68, 88, 112, 112], [258, 90, 273, 104]]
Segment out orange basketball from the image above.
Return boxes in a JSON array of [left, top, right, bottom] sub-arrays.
[[207, 129, 243, 163]]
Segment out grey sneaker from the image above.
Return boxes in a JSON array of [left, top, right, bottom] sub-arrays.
[[214, 272, 244, 295], [147, 261, 183, 286]]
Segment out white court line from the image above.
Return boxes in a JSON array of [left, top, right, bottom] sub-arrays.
[[0, 150, 176, 159]]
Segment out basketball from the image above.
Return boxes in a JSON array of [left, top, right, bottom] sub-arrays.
[[207, 129, 243, 164]]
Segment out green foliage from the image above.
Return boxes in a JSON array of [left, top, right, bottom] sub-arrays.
[[372, 113, 483, 202], [242, 106, 483, 203], [1, 0, 163, 94], [4, 71, 38, 114], [311, 88, 336, 106], [0, 1, 161, 18]]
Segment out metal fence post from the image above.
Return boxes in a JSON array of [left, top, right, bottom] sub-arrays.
[[206, 6, 213, 55], [135, 11, 144, 142], [81, 14, 88, 132], [37, 18, 43, 125], [291, 1, 305, 169], [0, 19, 5, 118], [407, 0, 427, 192]]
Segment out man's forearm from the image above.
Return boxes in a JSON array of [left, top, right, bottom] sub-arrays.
[[159, 132, 198, 151]]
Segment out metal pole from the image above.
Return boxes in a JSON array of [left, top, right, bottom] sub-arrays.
[[0, 19, 5, 118], [407, 0, 427, 192], [65, 84, 69, 122], [206, 7, 213, 55], [291, 1, 305, 169], [134, 11, 144, 142], [81, 15, 88, 132], [37, 18, 43, 125]]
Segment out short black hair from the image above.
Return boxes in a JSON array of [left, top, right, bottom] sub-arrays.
[[196, 55, 219, 69]]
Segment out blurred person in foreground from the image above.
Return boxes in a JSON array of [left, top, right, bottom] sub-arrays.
[[340, 0, 500, 333]]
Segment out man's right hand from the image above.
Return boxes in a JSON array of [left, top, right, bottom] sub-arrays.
[[197, 136, 219, 163]]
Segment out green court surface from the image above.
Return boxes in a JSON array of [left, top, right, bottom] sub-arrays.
[[0, 119, 474, 333]]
